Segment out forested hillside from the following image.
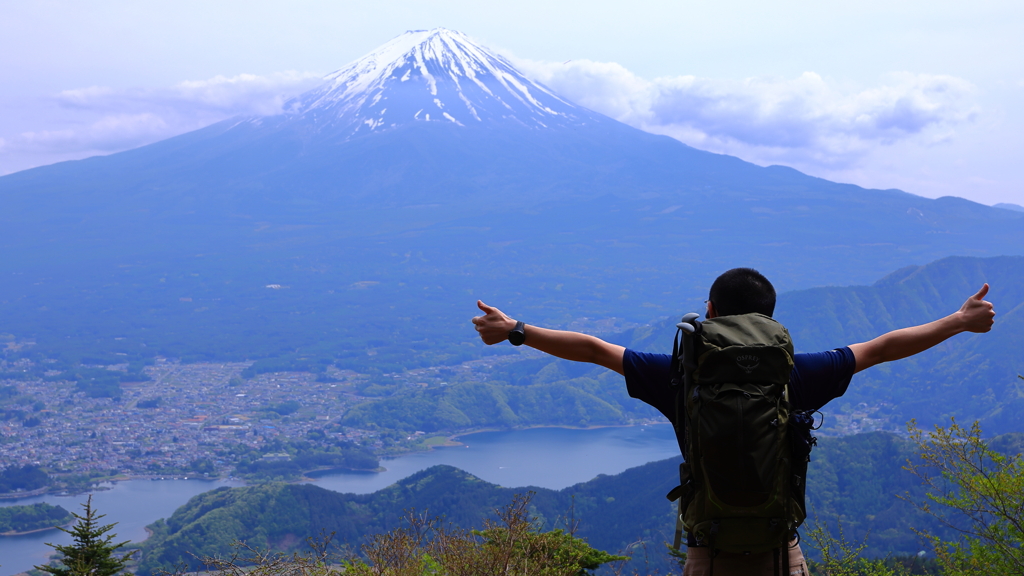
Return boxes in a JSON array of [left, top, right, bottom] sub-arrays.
[[134, 430, 992, 574], [0, 503, 72, 534], [341, 368, 651, 432], [780, 256, 1024, 434]]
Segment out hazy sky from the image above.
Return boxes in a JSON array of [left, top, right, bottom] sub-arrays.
[[2, 0, 1021, 205]]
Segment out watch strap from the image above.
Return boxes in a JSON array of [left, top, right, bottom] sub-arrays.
[[508, 321, 526, 346]]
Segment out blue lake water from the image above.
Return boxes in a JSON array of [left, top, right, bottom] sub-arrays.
[[0, 424, 677, 575]]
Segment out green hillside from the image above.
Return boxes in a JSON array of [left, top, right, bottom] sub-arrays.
[[0, 503, 72, 534], [778, 256, 1024, 434], [341, 370, 652, 432], [135, 430, 982, 574]]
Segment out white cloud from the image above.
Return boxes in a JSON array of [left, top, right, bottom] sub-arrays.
[[1, 72, 323, 160], [13, 114, 170, 153], [516, 58, 978, 170], [57, 71, 323, 117], [0, 60, 982, 183]]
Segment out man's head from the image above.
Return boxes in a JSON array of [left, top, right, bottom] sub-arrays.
[[707, 267, 776, 318]]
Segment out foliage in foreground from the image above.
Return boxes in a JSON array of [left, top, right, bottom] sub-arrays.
[[904, 418, 1024, 576], [802, 403, 1024, 576], [35, 495, 136, 576], [806, 516, 941, 576], [188, 494, 627, 576]]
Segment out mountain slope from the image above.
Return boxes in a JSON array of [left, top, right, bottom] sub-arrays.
[[0, 30, 1022, 368], [780, 256, 1024, 434]]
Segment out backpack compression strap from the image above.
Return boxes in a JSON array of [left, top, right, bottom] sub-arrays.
[[667, 480, 685, 550], [667, 313, 701, 551]]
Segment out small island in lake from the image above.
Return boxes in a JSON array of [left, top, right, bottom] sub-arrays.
[[0, 503, 73, 535]]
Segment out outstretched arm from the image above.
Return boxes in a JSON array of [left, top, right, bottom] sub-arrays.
[[848, 284, 995, 373], [471, 301, 625, 375]]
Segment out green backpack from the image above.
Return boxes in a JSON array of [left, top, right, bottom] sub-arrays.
[[666, 312, 816, 558]]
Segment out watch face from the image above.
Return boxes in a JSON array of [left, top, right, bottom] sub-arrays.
[[508, 329, 526, 346]]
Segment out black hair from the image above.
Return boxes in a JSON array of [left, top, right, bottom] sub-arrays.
[[708, 267, 776, 317]]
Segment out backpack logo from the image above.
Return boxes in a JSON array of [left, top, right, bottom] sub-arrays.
[[736, 355, 760, 374]]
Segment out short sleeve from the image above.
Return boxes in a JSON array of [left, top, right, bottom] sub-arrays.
[[789, 347, 856, 411], [622, 349, 676, 422]]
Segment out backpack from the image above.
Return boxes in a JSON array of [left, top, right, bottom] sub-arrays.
[[665, 312, 817, 559]]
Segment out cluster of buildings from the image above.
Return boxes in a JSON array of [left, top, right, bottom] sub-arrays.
[[0, 350, 543, 484], [826, 401, 903, 436], [0, 358, 380, 478]]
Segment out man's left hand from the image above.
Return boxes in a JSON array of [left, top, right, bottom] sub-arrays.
[[957, 283, 996, 333]]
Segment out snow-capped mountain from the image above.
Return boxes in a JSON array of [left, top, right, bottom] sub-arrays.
[[277, 28, 600, 137]]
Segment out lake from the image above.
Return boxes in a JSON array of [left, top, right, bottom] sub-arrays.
[[0, 424, 677, 576]]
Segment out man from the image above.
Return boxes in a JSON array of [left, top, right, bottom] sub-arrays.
[[472, 268, 996, 575]]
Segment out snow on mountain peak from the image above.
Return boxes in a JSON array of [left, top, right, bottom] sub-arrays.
[[281, 28, 596, 137]]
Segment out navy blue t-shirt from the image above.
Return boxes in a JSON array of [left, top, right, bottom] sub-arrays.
[[623, 347, 857, 424], [625, 347, 856, 547]]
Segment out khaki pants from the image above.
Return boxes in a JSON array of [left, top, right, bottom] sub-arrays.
[[683, 542, 808, 576]]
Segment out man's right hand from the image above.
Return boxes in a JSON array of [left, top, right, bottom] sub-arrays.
[[471, 300, 626, 374], [472, 300, 517, 345]]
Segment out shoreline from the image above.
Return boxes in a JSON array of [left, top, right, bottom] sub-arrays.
[[367, 421, 673, 469], [0, 521, 72, 537], [438, 421, 671, 448], [452, 421, 670, 440], [0, 422, 672, 497], [0, 487, 49, 500]]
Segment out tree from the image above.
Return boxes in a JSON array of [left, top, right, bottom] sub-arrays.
[[345, 493, 626, 576], [904, 418, 1024, 575], [36, 495, 136, 576], [805, 516, 915, 576]]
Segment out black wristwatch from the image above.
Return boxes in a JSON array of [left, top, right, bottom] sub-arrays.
[[508, 321, 526, 346]]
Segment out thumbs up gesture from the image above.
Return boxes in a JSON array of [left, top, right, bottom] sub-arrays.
[[958, 284, 996, 333], [472, 300, 517, 345]]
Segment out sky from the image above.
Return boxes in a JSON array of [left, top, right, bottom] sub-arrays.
[[1, 0, 1022, 206]]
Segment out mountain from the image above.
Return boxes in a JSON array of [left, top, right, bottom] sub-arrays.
[[136, 431, 977, 574], [1, 29, 1023, 369], [280, 29, 600, 135], [780, 256, 1024, 434]]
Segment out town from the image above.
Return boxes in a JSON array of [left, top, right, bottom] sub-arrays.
[[0, 357, 385, 483], [0, 352, 544, 485], [0, 352, 902, 490]]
